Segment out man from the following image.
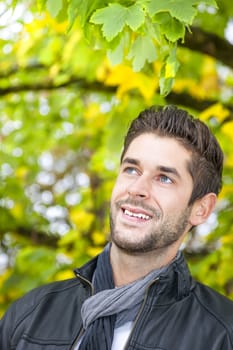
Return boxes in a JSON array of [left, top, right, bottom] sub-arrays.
[[1, 105, 233, 350]]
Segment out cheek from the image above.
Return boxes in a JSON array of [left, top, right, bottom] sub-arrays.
[[111, 183, 121, 201], [152, 190, 181, 210], [111, 178, 127, 201], [161, 192, 190, 214]]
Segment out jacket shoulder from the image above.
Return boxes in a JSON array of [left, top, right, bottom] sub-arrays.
[[1, 255, 97, 330], [1, 277, 82, 324], [0, 278, 84, 349], [194, 281, 233, 327], [17, 277, 80, 306]]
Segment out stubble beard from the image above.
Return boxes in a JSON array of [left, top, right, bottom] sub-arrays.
[[110, 200, 192, 254]]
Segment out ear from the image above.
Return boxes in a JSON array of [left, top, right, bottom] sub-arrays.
[[189, 193, 217, 227]]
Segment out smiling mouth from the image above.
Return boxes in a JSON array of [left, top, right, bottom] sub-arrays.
[[122, 208, 152, 221]]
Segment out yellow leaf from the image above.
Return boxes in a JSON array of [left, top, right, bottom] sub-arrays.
[[69, 208, 94, 232], [221, 121, 233, 167], [58, 229, 81, 247], [11, 203, 23, 219], [222, 120, 233, 138], [165, 62, 176, 78], [219, 183, 233, 200], [199, 103, 230, 122], [29, 13, 68, 34], [105, 64, 157, 100], [96, 59, 110, 81], [55, 269, 74, 281], [15, 166, 28, 179], [87, 246, 103, 257], [202, 56, 217, 77], [92, 230, 106, 245], [174, 78, 206, 99], [62, 33, 81, 64], [221, 234, 233, 244], [49, 63, 61, 78], [47, 17, 68, 34], [84, 103, 105, 129], [0, 269, 11, 287]]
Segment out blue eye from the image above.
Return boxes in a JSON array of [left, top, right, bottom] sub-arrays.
[[160, 175, 172, 184], [124, 167, 138, 175]]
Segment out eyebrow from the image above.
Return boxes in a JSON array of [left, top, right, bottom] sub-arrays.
[[122, 157, 181, 179], [122, 157, 140, 166], [158, 166, 181, 179]]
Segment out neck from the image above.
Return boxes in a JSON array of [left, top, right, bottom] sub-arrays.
[[110, 242, 180, 287]]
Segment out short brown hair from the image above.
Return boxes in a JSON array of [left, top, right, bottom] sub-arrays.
[[121, 105, 224, 205]]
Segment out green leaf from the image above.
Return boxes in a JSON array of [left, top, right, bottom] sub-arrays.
[[46, 0, 63, 18], [67, 0, 105, 30], [127, 35, 157, 71], [165, 46, 180, 78], [91, 4, 127, 41], [67, 0, 80, 30], [90, 3, 145, 41], [147, 0, 198, 25], [125, 3, 145, 31], [154, 13, 185, 42], [159, 46, 179, 95], [36, 0, 47, 11], [107, 36, 125, 65], [159, 65, 174, 96]]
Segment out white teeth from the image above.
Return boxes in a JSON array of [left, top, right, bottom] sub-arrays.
[[124, 209, 150, 220]]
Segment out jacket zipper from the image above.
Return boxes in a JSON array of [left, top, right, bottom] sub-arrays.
[[123, 277, 160, 350], [70, 273, 94, 350], [71, 275, 160, 350]]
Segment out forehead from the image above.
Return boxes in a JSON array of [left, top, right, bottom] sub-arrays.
[[123, 133, 192, 172]]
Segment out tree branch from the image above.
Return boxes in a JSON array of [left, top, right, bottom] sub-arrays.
[[0, 63, 45, 79], [182, 26, 233, 69], [0, 227, 59, 248], [0, 74, 232, 119], [166, 91, 233, 116], [0, 77, 116, 96]]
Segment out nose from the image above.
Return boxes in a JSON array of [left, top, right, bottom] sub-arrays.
[[127, 175, 150, 199]]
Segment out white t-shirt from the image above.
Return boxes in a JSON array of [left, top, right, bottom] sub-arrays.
[[111, 321, 133, 349], [74, 321, 133, 349]]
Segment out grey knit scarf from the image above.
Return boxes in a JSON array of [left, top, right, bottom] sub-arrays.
[[81, 244, 170, 330]]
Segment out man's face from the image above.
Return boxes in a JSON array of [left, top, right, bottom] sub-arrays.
[[110, 133, 194, 254]]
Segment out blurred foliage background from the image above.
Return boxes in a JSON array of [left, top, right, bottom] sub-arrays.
[[0, 0, 233, 316]]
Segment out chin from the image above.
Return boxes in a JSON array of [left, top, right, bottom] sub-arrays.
[[112, 235, 156, 255]]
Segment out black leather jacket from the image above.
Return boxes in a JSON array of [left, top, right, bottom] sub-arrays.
[[1, 253, 233, 350]]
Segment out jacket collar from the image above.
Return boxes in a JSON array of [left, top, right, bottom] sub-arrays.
[[74, 249, 194, 303], [74, 255, 98, 282], [148, 252, 194, 304]]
